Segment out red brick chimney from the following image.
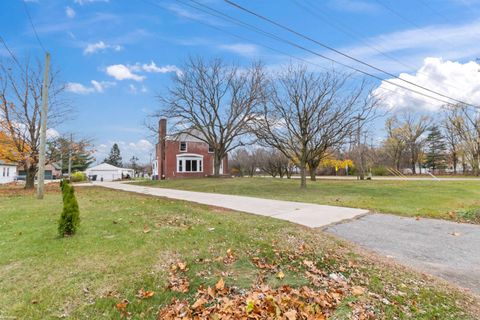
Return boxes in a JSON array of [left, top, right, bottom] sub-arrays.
[[158, 118, 167, 179]]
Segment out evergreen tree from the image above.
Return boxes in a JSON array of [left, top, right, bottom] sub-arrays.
[[425, 125, 447, 171], [58, 180, 80, 237], [104, 143, 122, 167], [47, 136, 95, 173]]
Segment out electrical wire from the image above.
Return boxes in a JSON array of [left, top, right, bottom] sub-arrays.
[[223, 0, 478, 108]]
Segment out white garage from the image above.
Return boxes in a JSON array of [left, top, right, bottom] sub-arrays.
[[0, 160, 17, 184], [85, 163, 134, 182]]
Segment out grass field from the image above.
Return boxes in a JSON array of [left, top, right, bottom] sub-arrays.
[[1, 185, 478, 319], [136, 178, 480, 222]]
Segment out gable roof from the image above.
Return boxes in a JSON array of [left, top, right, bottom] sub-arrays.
[[86, 162, 133, 172], [0, 159, 17, 166]]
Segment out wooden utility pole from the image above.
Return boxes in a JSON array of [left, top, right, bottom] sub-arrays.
[[68, 133, 73, 180], [37, 52, 50, 199]]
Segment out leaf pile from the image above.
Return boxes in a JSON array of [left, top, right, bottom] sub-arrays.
[[158, 277, 374, 319]]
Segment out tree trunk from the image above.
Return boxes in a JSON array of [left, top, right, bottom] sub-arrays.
[[213, 154, 222, 177], [309, 168, 316, 181], [25, 165, 36, 189], [452, 152, 457, 175], [299, 160, 307, 189]]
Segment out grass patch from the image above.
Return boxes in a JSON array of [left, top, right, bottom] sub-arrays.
[[0, 186, 478, 319], [136, 178, 480, 222]]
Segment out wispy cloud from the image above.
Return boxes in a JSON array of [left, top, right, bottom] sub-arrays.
[[328, 0, 381, 14], [66, 80, 116, 94], [65, 6, 76, 18], [83, 41, 122, 55], [74, 0, 109, 5], [299, 19, 480, 75], [218, 43, 259, 57], [166, 3, 223, 26]]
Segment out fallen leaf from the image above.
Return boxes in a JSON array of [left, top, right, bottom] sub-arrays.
[[191, 297, 207, 309], [143, 225, 151, 233], [277, 271, 285, 279], [352, 286, 365, 296], [284, 309, 297, 320], [215, 278, 225, 291]]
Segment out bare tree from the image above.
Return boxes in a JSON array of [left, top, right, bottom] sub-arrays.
[[398, 111, 431, 174], [442, 115, 461, 174], [383, 116, 406, 170], [154, 57, 266, 177], [254, 65, 376, 188], [0, 58, 68, 188], [448, 104, 480, 176]]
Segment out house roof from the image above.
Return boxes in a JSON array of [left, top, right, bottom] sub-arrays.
[[86, 163, 133, 172], [0, 160, 17, 166]]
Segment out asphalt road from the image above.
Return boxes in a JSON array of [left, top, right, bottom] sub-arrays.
[[325, 214, 480, 294]]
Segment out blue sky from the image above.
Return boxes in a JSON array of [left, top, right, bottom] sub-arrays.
[[2, 0, 480, 163]]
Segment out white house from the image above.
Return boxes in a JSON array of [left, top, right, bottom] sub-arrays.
[[85, 163, 134, 182], [0, 160, 17, 184]]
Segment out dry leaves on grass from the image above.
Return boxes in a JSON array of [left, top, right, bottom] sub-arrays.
[[168, 261, 190, 293], [158, 280, 367, 319]]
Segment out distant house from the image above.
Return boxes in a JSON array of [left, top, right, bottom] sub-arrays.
[[152, 119, 228, 179], [17, 162, 62, 180], [0, 160, 17, 184], [86, 163, 134, 182]]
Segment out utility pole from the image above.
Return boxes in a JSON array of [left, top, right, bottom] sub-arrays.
[[354, 115, 366, 180], [37, 52, 50, 200], [68, 133, 72, 180]]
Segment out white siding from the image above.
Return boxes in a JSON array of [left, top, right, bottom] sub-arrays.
[[0, 165, 17, 184]]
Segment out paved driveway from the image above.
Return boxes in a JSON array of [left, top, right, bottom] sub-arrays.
[[92, 181, 367, 228], [326, 214, 480, 294]]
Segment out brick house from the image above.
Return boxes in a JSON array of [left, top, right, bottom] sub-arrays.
[[152, 119, 228, 179]]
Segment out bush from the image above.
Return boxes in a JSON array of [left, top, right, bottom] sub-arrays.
[[371, 166, 390, 176], [70, 172, 86, 182], [58, 180, 80, 237]]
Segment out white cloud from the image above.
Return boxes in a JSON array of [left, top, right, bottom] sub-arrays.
[[74, 0, 109, 5], [65, 6, 76, 18], [66, 80, 116, 94], [83, 41, 122, 55], [373, 57, 480, 111], [138, 61, 182, 76], [106, 62, 181, 82], [106, 64, 145, 81], [47, 128, 60, 139], [218, 43, 259, 57]]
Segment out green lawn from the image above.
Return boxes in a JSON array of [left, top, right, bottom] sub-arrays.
[[0, 186, 478, 319], [136, 178, 480, 221]]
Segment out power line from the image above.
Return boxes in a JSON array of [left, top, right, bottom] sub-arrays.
[[0, 36, 23, 70], [177, 0, 469, 107], [294, 0, 465, 93], [373, 0, 455, 49], [22, 0, 46, 53], [223, 0, 478, 108]]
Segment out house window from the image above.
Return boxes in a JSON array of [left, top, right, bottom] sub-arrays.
[[177, 155, 203, 173], [208, 145, 214, 153], [6, 167, 9, 177], [2, 167, 5, 177], [179, 142, 187, 152]]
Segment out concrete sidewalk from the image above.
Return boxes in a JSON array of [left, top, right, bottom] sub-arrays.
[[92, 181, 368, 228]]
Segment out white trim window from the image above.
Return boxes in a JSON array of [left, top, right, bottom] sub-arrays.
[[179, 141, 187, 152], [177, 154, 203, 173], [208, 145, 214, 153]]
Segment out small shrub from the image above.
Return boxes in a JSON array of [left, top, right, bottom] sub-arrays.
[[70, 172, 86, 182], [456, 208, 480, 224], [58, 180, 80, 237], [371, 166, 390, 176]]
